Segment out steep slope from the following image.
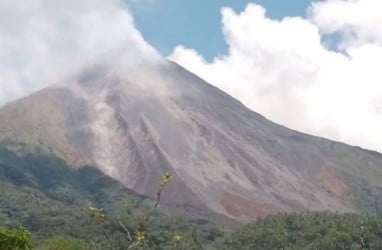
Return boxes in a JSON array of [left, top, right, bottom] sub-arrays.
[[0, 57, 381, 222]]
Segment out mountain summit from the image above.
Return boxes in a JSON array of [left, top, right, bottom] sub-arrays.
[[1, 55, 381, 222]]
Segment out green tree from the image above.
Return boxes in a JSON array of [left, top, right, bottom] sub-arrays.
[[0, 226, 33, 250]]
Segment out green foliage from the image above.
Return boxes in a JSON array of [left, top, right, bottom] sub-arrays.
[[3, 146, 382, 249], [37, 236, 83, 250], [215, 212, 382, 250], [0, 147, 222, 249], [0, 226, 33, 250], [85, 172, 213, 249]]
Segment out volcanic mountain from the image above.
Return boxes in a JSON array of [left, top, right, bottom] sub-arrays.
[[0, 54, 382, 222]]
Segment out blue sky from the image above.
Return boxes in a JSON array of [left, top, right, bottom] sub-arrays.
[[128, 0, 321, 60]]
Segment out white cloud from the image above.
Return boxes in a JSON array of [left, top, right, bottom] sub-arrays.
[[169, 1, 382, 152], [0, 0, 158, 106], [310, 0, 382, 49]]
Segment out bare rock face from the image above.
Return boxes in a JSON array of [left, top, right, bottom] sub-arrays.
[[1, 58, 382, 223]]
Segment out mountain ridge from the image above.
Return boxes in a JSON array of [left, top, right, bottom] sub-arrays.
[[0, 58, 382, 222]]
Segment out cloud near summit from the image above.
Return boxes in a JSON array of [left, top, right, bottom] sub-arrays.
[[169, 0, 382, 153], [0, 0, 381, 153], [0, 0, 157, 106]]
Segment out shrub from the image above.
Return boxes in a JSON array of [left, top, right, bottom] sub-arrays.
[[38, 236, 83, 250], [0, 226, 33, 250]]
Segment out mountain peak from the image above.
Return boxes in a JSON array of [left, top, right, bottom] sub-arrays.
[[1, 60, 382, 222]]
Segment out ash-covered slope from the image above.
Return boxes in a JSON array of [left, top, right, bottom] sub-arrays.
[[1, 57, 382, 222]]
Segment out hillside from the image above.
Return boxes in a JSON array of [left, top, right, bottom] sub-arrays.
[[0, 145, 222, 249], [0, 55, 382, 223]]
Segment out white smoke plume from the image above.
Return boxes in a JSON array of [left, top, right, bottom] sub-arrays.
[[0, 0, 159, 106]]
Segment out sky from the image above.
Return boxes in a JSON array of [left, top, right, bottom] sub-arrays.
[[0, 0, 381, 153], [127, 0, 320, 60]]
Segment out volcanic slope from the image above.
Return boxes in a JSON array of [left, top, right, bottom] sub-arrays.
[[0, 57, 382, 222]]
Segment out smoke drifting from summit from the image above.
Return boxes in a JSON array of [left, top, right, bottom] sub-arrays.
[[0, 0, 159, 106]]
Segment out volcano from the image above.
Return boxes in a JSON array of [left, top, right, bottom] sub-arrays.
[[1, 53, 382, 222]]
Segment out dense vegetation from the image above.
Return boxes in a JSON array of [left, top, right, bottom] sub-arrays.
[[2, 212, 382, 249], [1, 146, 382, 249], [0, 146, 222, 249], [0, 226, 33, 250], [215, 212, 382, 250]]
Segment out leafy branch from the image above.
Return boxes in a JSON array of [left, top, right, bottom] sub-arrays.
[[88, 172, 177, 249]]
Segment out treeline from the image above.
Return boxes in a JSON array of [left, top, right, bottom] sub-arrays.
[[2, 211, 382, 249], [0, 210, 221, 249], [215, 211, 382, 250]]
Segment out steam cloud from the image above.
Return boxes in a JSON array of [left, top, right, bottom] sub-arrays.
[[0, 0, 158, 106]]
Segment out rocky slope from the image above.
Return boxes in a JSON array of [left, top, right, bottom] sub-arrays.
[[0, 55, 381, 222]]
